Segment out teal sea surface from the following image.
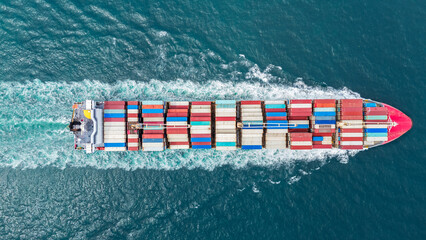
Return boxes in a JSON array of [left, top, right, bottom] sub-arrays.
[[0, 0, 425, 239]]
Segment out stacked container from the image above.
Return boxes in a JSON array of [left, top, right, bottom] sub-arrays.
[[141, 101, 165, 151], [215, 100, 237, 150], [338, 99, 364, 149], [103, 101, 127, 151], [289, 132, 313, 150], [264, 100, 288, 149], [240, 101, 263, 150], [166, 102, 190, 149], [126, 101, 140, 151], [311, 99, 336, 149], [288, 99, 312, 132], [190, 101, 212, 149], [363, 102, 389, 144]]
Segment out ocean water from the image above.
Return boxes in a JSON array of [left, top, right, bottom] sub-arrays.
[[0, 0, 425, 239]]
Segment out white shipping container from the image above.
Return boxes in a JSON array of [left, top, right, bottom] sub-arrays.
[[266, 129, 288, 133], [340, 125, 363, 129], [128, 142, 139, 147], [241, 111, 263, 116], [290, 141, 312, 146], [191, 129, 211, 134], [215, 112, 236, 117], [142, 142, 164, 147], [191, 105, 211, 109], [216, 129, 237, 134], [190, 125, 211, 130], [313, 108, 336, 112], [103, 130, 126, 135], [264, 100, 285, 104], [266, 136, 286, 141], [241, 108, 262, 113], [364, 124, 388, 128], [104, 122, 126, 126], [142, 147, 164, 151], [104, 147, 127, 151], [265, 145, 287, 149], [240, 104, 261, 109], [216, 136, 237, 141], [242, 139, 262, 145], [365, 137, 388, 142], [104, 138, 126, 143], [288, 104, 312, 108], [340, 141, 363, 145], [143, 117, 164, 122], [166, 121, 188, 126], [241, 117, 264, 121], [167, 134, 189, 139], [104, 134, 126, 139], [127, 134, 139, 139], [321, 141, 333, 145], [313, 124, 336, 129], [169, 145, 190, 149], [215, 146, 237, 150], [127, 117, 139, 122], [215, 108, 236, 113], [266, 133, 286, 137], [169, 101, 189, 106], [127, 109, 139, 114], [241, 129, 263, 134], [241, 133, 263, 138], [340, 120, 363, 124], [340, 133, 363, 137], [191, 108, 211, 113], [289, 120, 309, 124]]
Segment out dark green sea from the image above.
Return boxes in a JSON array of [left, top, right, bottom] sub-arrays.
[[0, 0, 425, 239]]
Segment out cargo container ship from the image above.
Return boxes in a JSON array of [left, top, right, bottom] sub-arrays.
[[69, 99, 411, 153]]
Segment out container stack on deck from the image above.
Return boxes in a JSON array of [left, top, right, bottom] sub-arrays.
[[215, 100, 237, 150], [103, 101, 127, 151], [264, 100, 288, 149], [338, 99, 364, 149], [289, 132, 313, 150], [141, 101, 165, 151], [166, 102, 190, 149], [288, 100, 312, 132], [126, 101, 140, 151], [240, 101, 263, 150], [311, 99, 336, 149], [190, 101, 212, 149], [363, 102, 389, 145]]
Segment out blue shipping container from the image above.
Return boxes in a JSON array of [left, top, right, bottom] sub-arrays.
[[104, 143, 126, 147], [104, 113, 126, 118]]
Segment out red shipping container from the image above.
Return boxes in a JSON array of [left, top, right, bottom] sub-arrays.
[[127, 101, 139, 105], [127, 138, 139, 143], [169, 142, 190, 145], [104, 101, 126, 105], [104, 118, 126, 122], [364, 107, 387, 112], [365, 111, 388, 116], [288, 116, 309, 120], [287, 108, 312, 112], [364, 119, 388, 123], [216, 117, 236, 121], [314, 103, 336, 108], [340, 128, 363, 133], [290, 146, 313, 150], [241, 100, 261, 105], [290, 133, 312, 138], [191, 113, 211, 117], [168, 109, 188, 113], [127, 113, 138, 118], [191, 101, 212, 105], [340, 145, 363, 150], [290, 99, 312, 104], [313, 132, 333, 136], [265, 108, 286, 112], [313, 129, 336, 133], [313, 99, 336, 104], [313, 145, 333, 149], [166, 129, 188, 134], [142, 105, 163, 109], [288, 112, 312, 117], [168, 105, 189, 109], [191, 134, 211, 138], [143, 121, 163, 125], [167, 113, 188, 117], [104, 105, 126, 109], [128, 147, 139, 151], [143, 130, 164, 134], [340, 107, 363, 112], [191, 142, 211, 145], [142, 113, 163, 118], [340, 99, 363, 104], [142, 134, 163, 139], [191, 117, 211, 121], [266, 117, 287, 121], [340, 137, 363, 141], [340, 116, 363, 120]]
